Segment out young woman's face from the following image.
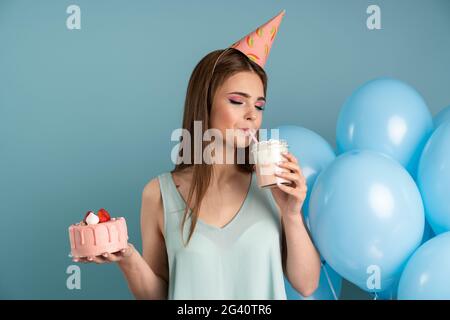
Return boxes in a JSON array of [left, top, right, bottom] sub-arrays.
[[210, 71, 265, 151]]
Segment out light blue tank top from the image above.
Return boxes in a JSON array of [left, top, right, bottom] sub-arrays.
[[157, 171, 287, 300]]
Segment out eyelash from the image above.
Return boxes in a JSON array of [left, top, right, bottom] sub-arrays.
[[229, 99, 265, 111]]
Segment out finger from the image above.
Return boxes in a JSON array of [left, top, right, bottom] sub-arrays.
[[92, 256, 107, 264], [119, 244, 135, 258], [76, 257, 90, 263], [102, 244, 134, 262], [279, 184, 307, 203], [115, 246, 133, 258], [276, 182, 297, 196], [295, 175, 307, 188], [299, 188, 307, 198], [290, 168, 306, 186], [299, 184, 308, 193], [102, 252, 120, 262], [277, 161, 302, 175], [275, 171, 301, 184], [281, 152, 298, 164], [87, 256, 106, 264]]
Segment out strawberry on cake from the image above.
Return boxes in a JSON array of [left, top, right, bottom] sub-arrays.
[[68, 208, 128, 258]]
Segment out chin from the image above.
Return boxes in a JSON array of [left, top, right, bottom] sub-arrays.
[[234, 136, 251, 149]]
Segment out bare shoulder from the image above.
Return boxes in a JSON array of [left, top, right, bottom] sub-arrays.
[[141, 169, 190, 232], [142, 177, 162, 202], [140, 175, 169, 284], [141, 176, 164, 235]]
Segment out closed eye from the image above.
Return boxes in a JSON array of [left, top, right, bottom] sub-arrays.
[[229, 99, 265, 111], [229, 99, 243, 105]]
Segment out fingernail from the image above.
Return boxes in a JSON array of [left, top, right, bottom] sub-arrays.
[[87, 257, 93, 261], [103, 253, 108, 257], [121, 249, 126, 253], [73, 258, 79, 262]]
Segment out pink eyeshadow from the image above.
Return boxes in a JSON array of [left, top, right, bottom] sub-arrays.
[[228, 95, 244, 102]]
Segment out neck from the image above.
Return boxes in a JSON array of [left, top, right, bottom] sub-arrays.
[[208, 142, 247, 187], [211, 164, 241, 186]]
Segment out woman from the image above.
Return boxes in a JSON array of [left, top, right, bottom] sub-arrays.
[[74, 11, 321, 300]]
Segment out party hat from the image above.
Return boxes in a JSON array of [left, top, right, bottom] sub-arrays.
[[230, 10, 285, 68]]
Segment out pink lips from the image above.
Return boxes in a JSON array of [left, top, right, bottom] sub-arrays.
[[237, 128, 258, 141], [238, 128, 251, 136]]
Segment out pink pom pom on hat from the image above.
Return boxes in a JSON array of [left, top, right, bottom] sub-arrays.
[[229, 9, 285, 68]]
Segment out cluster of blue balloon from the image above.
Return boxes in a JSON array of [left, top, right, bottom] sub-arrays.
[[275, 77, 450, 299]]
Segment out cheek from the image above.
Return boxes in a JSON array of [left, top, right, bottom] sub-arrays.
[[256, 114, 263, 127], [210, 105, 239, 130]]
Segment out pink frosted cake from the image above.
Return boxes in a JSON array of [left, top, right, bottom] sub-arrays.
[[68, 208, 129, 258]]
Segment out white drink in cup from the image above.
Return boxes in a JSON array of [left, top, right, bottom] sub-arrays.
[[251, 139, 291, 189]]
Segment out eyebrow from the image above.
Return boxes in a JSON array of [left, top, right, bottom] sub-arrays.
[[227, 91, 266, 102]]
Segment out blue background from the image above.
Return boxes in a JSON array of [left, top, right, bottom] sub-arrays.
[[1, 0, 449, 299]]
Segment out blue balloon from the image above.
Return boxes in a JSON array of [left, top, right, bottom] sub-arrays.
[[398, 231, 450, 299], [417, 122, 450, 235], [270, 125, 335, 222], [376, 288, 397, 300], [421, 220, 435, 244], [375, 278, 400, 300], [309, 150, 425, 292], [377, 222, 435, 300], [336, 77, 433, 177], [434, 105, 450, 129], [285, 262, 342, 300]]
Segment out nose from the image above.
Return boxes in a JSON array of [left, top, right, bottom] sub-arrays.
[[245, 107, 258, 121]]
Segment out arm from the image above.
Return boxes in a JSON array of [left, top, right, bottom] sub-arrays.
[[117, 178, 169, 299], [281, 211, 321, 297], [79, 178, 169, 299], [272, 152, 321, 297]]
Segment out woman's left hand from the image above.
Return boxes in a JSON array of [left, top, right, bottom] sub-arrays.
[[270, 152, 307, 217]]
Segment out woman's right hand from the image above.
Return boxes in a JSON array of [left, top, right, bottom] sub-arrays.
[[72, 243, 136, 264]]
